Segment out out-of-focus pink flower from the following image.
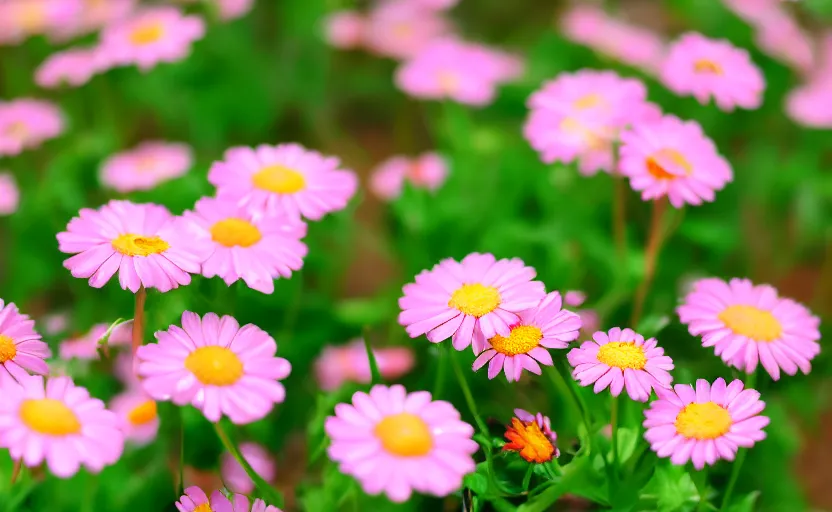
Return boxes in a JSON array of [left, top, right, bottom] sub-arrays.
[[110, 389, 159, 446], [0, 99, 63, 156], [721, 0, 781, 25], [0, 0, 82, 45], [323, 10, 366, 49], [41, 313, 69, 336], [0, 173, 19, 216], [785, 78, 832, 128], [35, 47, 104, 89], [100, 141, 193, 193], [215, 0, 254, 20], [58, 321, 133, 361], [754, 14, 814, 76], [220, 442, 276, 494], [363, 1, 452, 59], [564, 291, 586, 308], [412, 0, 459, 9], [51, 0, 136, 41], [578, 309, 599, 336], [370, 152, 448, 201], [314, 339, 415, 391]]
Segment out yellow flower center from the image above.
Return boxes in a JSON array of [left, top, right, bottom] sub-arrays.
[[129, 22, 165, 45], [675, 401, 732, 440], [184, 346, 244, 386], [438, 71, 459, 93], [252, 165, 306, 194], [4, 121, 29, 141], [489, 325, 543, 356], [646, 148, 693, 180], [717, 305, 782, 342], [374, 412, 433, 457], [0, 335, 17, 363], [503, 418, 554, 463], [16, 5, 45, 31], [559, 117, 608, 151], [694, 59, 723, 75], [573, 93, 605, 110], [111, 234, 170, 257], [596, 341, 647, 370], [193, 505, 213, 512], [210, 218, 262, 248], [127, 400, 158, 426], [20, 399, 82, 436], [448, 283, 501, 318]]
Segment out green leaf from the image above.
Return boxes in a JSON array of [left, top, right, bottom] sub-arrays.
[[463, 471, 489, 496], [724, 491, 760, 512], [362, 329, 383, 386], [518, 456, 603, 512], [641, 462, 698, 512]]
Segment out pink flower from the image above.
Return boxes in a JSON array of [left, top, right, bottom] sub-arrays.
[[0, 300, 50, 380], [100, 141, 193, 193], [473, 292, 581, 382], [677, 278, 821, 380], [114, 351, 141, 389], [567, 327, 674, 402], [785, 78, 832, 128], [58, 321, 132, 360], [221, 442, 276, 494], [97, 7, 205, 72], [208, 143, 358, 221], [399, 252, 546, 352], [754, 13, 814, 76], [0, 0, 82, 44], [412, 0, 459, 9], [110, 389, 159, 445], [369, 152, 449, 201], [35, 47, 103, 88], [564, 290, 586, 307], [363, 1, 451, 59], [326, 384, 477, 502], [57, 200, 208, 293], [0, 172, 19, 215], [619, 114, 733, 207], [215, 0, 254, 20], [314, 339, 415, 391], [41, 312, 69, 335], [176, 487, 282, 512], [49, 0, 136, 41], [578, 309, 599, 336], [0, 373, 124, 477], [644, 378, 769, 469], [323, 10, 365, 49], [0, 98, 63, 156], [514, 408, 560, 457], [721, 0, 782, 25], [137, 312, 292, 424]]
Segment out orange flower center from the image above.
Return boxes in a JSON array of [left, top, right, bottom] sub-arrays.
[[252, 165, 306, 194], [573, 93, 606, 110], [127, 400, 158, 426], [503, 418, 554, 463], [193, 505, 213, 512], [437, 71, 459, 93], [694, 59, 723, 75], [4, 121, 29, 141], [675, 401, 732, 440], [210, 218, 262, 248], [374, 413, 433, 457], [184, 346, 244, 386], [596, 341, 647, 370], [20, 399, 82, 436], [489, 325, 543, 356], [130, 22, 165, 46], [0, 335, 17, 363], [111, 234, 170, 257], [448, 283, 501, 318], [718, 305, 782, 342], [646, 148, 693, 180]]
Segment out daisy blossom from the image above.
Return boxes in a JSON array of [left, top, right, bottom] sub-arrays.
[[314, 339, 415, 391], [0, 98, 63, 156], [325, 384, 477, 502], [567, 327, 674, 402], [677, 277, 821, 380], [564, 290, 586, 307], [110, 389, 159, 445], [398, 252, 546, 352], [369, 152, 448, 201], [754, 14, 814, 76], [0, 0, 81, 44], [0, 172, 19, 215], [42, 312, 69, 336], [473, 291, 581, 382], [363, 1, 451, 59], [221, 442, 276, 494], [59, 321, 132, 360], [0, 300, 50, 380], [176, 487, 282, 512], [100, 141, 193, 193], [504, 409, 560, 462], [323, 10, 365, 49], [35, 47, 103, 88], [137, 312, 291, 424], [215, 0, 254, 21], [644, 378, 768, 469], [785, 77, 832, 129]]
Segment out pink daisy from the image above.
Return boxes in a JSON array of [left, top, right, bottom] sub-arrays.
[[208, 143, 358, 221], [220, 442, 276, 494], [176, 487, 281, 512], [754, 14, 815, 76], [58, 321, 132, 360], [473, 292, 581, 382], [363, 1, 451, 59], [0, 300, 50, 380], [567, 327, 674, 402], [136, 311, 292, 424], [57, 200, 208, 293], [97, 7, 205, 72], [0, 98, 63, 156], [100, 141, 193, 193], [644, 378, 769, 469], [109, 389, 159, 446], [314, 339, 415, 391], [721, 0, 781, 25], [660, 33, 765, 111], [35, 46, 103, 88], [182, 196, 307, 293], [369, 152, 449, 201], [414, 0, 459, 9], [325, 384, 478, 503], [618, 114, 733, 207], [677, 278, 821, 380], [0, 373, 124, 478], [398, 252, 546, 352], [323, 10, 366, 49], [0, 172, 19, 215], [0, 0, 81, 44], [577, 309, 600, 337], [41, 312, 69, 336], [514, 408, 560, 457], [214, 0, 254, 21], [564, 290, 586, 307], [786, 78, 832, 129]]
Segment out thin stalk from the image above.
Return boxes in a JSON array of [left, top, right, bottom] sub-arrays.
[[610, 394, 620, 472], [131, 286, 147, 355], [449, 348, 490, 445], [522, 464, 534, 491], [10, 459, 21, 484], [214, 422, 284, 508], [547, 366, 588, 445], [630, 199, 668, 327], [721, 371, 757, 510], [612, 166, 626, 261], [432, 345, 447, 397], [695, 467, 710, 512]]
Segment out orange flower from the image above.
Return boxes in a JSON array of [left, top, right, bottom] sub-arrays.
[[503, 417, 555, 463]]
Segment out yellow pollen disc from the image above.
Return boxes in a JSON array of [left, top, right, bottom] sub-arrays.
[[718, 305, 782, 342], [374, 412, 433, 457], [675, 401, 732, 440], [210, 218, 262, 248], [393, 22, 413, 37], [193, 505, 213, 512], [694, 59, 723, 74], [437, 71, 459, 93], [252, 165, 306, 194], [646, 148, 693, 180], [573, 93, 605, 110], [17, 5, 45, 31], [448, 283, 501, 318], [0, 335, 17, 363], [489, 325, 543, 356], [596, 341, 647, 370], [5, 121, 28, 141], [20, 399, 82, 436], [111, 234, 170, 257], [127, 400, 158, 426], [184, 346, 244, 386], [129, 22, 165, 45]]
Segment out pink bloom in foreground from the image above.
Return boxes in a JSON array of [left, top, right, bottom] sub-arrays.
[[0, 99, 63, 156], [399, 252, 546, 352], [100, 141, 193, 193], [644, 378, 768, 469], [110, 389, 159, 446], [370, 152, 449, 201], [137, 312, 292, 424], [473, 292, 581, 382], [35, 47, 103, 88], [678, 278, 821, 380], [57, 200, 207, 293], [221, 442, 276, 494], [660, 33, 765, 111], [209, 143, 358, 221], [619, 114, 733, 207], [98, 7, 205, 72], [514, 408, 560, 457], [363, 1, 451, 59], [0, 172, 19, 215], [323, 10, 365, 49], [58, 321, 132, 360], [785, 78, 832, 128], [326, 384, 477, 502], [0, 373, 124, 477], [567, 327, 674, 402], [0, 300, 50, 380], [183, 196, 307, 294], [314, 339, 415, 391], [176, 487, 281, 512]]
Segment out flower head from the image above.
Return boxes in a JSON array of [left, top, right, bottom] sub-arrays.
[[564, 290, 586, 307], [0, 172, 19, 215], [221, 442, 276, 494], [474, 292, 581, 382], [0, 300, 50, 380], [0, 373, 124, 477], [314, 339, 415, 391], [176, 486, 282, 512], [35, 47, 103, 88], [57, 200, 208, 293], [677, 278, 821, 380], [754, 14, 814, 76], [59, 321, 132, 360], [137, 312, 292, 424], [503, 411, 559, 463], [399, 252, 546, 352], [100, 141, 193, 193], [110, 389, 159, 446], [369, 152, 449, 201], [209, 143, 358, 221], [0, 98, 63, 156], [363, 1, 451, 59], [567, 327, 674, 402], [323, 10, 365, 49], [786, 77, 832, 129], [0, 0, 82, 44], [214, 0, 254, 21], [644, 378, 768, 469], [325, 384, 477, 502]]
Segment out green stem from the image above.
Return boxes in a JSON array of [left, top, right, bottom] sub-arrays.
[[432, 345, 447, 397], [362, 327, 382, 385], [522, 464, 534, 491], [214, 422, 284, 508], [177, 410, 185, 497], [610, 394, 620, 472], [448, 347, 490, 445], [720, 449, 746, 511], [547, 366, 590, 448], [695, 467, 710, 512]]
